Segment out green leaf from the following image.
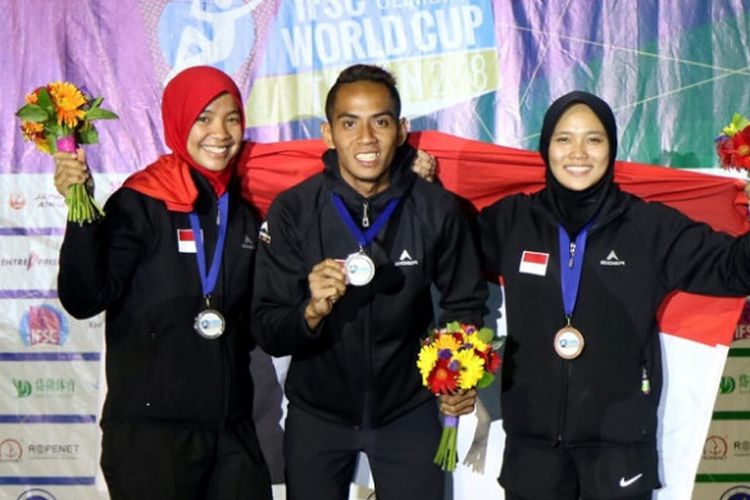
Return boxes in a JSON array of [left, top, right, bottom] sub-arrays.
[[77, 126, 99, 144], [16, 103, 49, 122], [445, 321, 461, 332], [89, 96, 103, 109], [476, 372, 495, 389], [86, 107, 119, 120], [36, 88, 56, 116], [477, 327, 495, 343], [47, 134, 58, 154]]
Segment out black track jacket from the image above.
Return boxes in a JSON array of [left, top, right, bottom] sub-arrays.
[[252, 144, 488, 427], [479, 183, 750, 492], [58, 174, 259, 427]]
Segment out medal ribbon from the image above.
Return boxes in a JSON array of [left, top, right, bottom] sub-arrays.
[[189, 192, 229, 297], [331, 193, 399, 248], [558, 224, 591, 321]]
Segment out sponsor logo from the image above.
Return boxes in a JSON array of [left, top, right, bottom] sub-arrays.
[[600, 249, 626, 266], [13, 379, 33, 398], [9, 194, 26, 210], [177, 228, 197, 253], [16, 488, 57, 500], [241, 234, 256, 250], [19, 304, 70, 347], [720, 376, 736, 394], [703, 435, 728, 460], [12, 378, 76, 398], [26, 443, 81, 460], [33, 193, 66, 209], [734, 440, 750, 457], [0, 439, 23, 462], [394, 249, 418, 267], [158, 0, 262, 83], [0, 252, 58, 271], [618, 473, 643, 488], [735, 323, 750, 341], [258, 221, 271, 244], [720, 485, 750, 500], [518, 250, 549, 276]]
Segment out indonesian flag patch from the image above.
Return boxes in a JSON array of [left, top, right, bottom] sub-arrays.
[[519, 250, 549, 276], [177, 229, 197, 253]]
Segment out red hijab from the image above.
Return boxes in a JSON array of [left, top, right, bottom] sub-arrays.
[[124, 66, 245, 212]]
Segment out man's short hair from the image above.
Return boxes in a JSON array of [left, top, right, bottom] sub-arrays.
[[324, 64, 402, 122]]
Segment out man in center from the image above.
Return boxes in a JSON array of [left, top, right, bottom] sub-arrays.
[[251, 64, 488, 499]]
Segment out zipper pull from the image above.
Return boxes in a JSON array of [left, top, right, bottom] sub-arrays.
[[362, 200, 370, 228], [641, 367, 651, 395], [568, 241, 576, 268]]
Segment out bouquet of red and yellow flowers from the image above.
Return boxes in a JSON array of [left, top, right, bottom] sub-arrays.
[[417, 321, 502, 471], [16, 81, 118, 224], [716, 113, 750, 172]]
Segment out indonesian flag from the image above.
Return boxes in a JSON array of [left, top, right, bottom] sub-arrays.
[[239, 131, 748, 500]]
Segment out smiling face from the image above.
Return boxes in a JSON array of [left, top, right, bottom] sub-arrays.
[[186, 93, 243, 172], [548, 103, 611, 191], [321, 80, 407, 197]]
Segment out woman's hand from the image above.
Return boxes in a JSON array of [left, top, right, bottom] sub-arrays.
[[53, 148, 90, 198]]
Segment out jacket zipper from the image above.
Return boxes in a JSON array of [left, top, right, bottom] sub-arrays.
[[558, 233, 576, 442], [361, 200, 370, 228], [556, 360, 571, 444]]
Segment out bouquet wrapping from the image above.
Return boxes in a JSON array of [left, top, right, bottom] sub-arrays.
[[716, 113, 750, 173], [16, 81, 118, 225], [416, 321, 503, 471]]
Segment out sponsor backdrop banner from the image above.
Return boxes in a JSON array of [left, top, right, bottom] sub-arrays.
[[2, 1, 749, 499]]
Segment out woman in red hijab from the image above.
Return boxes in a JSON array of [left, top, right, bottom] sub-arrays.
[[53, 66, 272, 500]]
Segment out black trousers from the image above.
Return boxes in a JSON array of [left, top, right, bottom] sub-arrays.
[[284, 400, 444, 500], [100, 419, 272, 500], [505, 493, 653, 500]]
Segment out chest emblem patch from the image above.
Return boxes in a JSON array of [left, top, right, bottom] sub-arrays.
[[177, 229, 196, 253], [519, 250, 549, 276]]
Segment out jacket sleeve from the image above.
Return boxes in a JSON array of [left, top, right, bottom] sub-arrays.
[[251, 197, 323, 356], [57, 189, 151, 319], [433, 195, 489, 327], [645, 201, 750, 295]]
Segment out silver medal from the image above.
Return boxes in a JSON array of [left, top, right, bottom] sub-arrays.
[[344, 252, 375, 286], [194, 309, 225, 339]]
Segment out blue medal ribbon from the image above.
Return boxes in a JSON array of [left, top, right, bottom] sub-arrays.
[[558, 224, 591, 322], [189, 192, 229, 299], [331, 193, 399, 248]]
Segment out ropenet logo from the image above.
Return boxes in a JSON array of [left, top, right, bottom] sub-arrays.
[[703, 435, 728, 460], [18, 305, 69, 347], [248, 0, 498, 126], [0, 438, 23, 462], [158, 0, 265, 84], [16, 488, 57, 500]]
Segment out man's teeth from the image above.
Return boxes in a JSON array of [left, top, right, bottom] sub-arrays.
[[356, 152, 379, 161]]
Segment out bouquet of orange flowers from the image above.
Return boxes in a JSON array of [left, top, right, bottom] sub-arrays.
[[16, 81, 118, 225], [417, 322, 502, 471], [716, 113, 750, 172]]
